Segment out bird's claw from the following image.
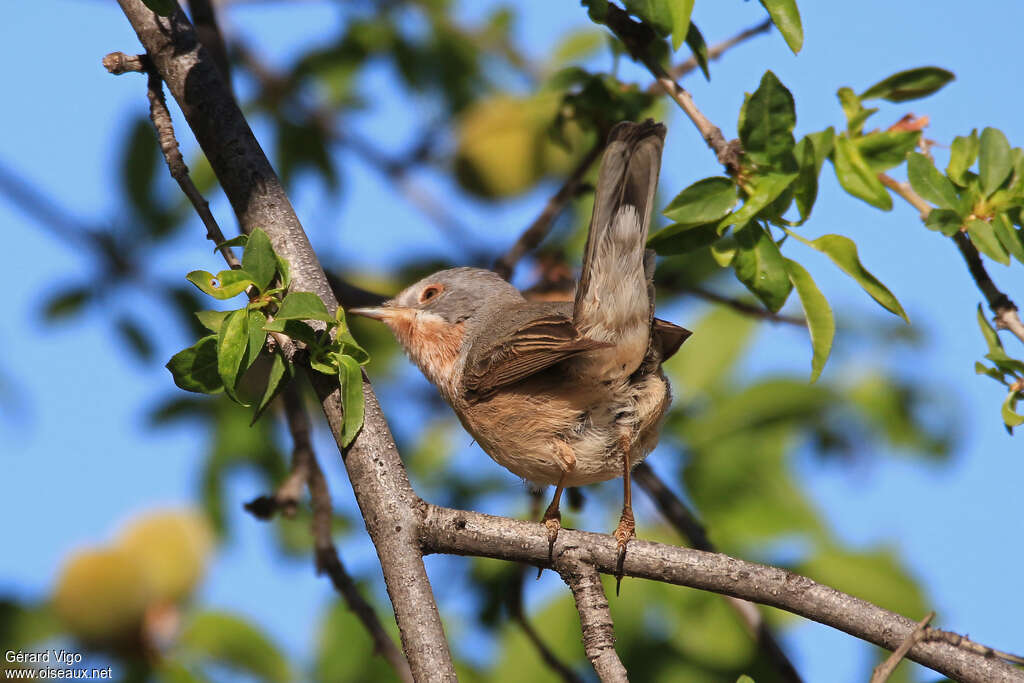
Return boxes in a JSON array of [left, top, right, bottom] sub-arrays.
[[613, 510, 635, 595], [537, 514, 562, 579]]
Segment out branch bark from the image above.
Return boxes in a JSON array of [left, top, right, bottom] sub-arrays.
[[111, 4, 456, 680], [556, 557, 628, 683], [420, 503, 1024, 683]]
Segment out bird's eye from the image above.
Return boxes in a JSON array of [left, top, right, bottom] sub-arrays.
[[419, 285, 443, 303]]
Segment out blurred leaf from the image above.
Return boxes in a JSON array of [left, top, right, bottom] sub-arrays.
[[992, 213, 1024, 262], [275, 291, 333, 322], [141, 0, 177, 16], [41, 286, 92, 321], [976, 303, 1003, 353], [648, 222, 719, 255], [549, 29, 605, 67], [923, 209, 961, 237], [218, 309, 250, 405], [665, 307, 757, 398], [758, 0, 803, 53], [966, 219, 1009, 265], [115, 315, 155, 361], [181, 611, 291, 683], [837, 87, 877, 135], [684, 22, 710, 80], [978, 127, 1012, 197], [739, 71, 797, 170], [786, 231, 908, 322], [122, 118, 160, 216], [907, 152, 960, 211], [847, 374, 951, 457], [315, 600, 401, 683], [784, 258, 834, 382], [947, 130, 978, 186], [0, 600, 60, 651], [187, 270, 255, 300], [242, 228, 277, 292], [336, 354, 365, 447], [832, 134, 891, 210], [195, 310, 230, 334], [733, 223, 792, 312], [720, 172, 797, 232], [663, 177, 738, 226], [859, 66, 954, 102], [167, 336, 223, 394], [796, 546, 928, 619]]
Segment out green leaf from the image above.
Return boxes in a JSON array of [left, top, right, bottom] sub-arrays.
[[218, 309, 250, 405], [275, 291, 333, 322], [334, 309, 371, 365], [662, 177, 738, 226], [977, 303, 1004, 354], [1001, 390, 1024, 433], [992, 213, 1024, 263], [264, 318, 320, 347], [141, 0, 177, 17], [732, 223, 792, 313], [195, 310, 230, 334], [710, 235, 738, 267], [907, 152, 960, 211], [187, 269, 255, 300], [684, 22, 709, 80], [42, 286, 92, 321], [923, 209, 962, 237], [975, 360, 1007, 385], [720, 172, 798, 232], [792, 129, 835, 223], [737, 677, 756, 683], [979, 127, 1013, 197], [757, 0, 802, 53], [837, 87, 877, 135], [166, 336, 223, 394], [832, 135, 891, 210], [784, 258, 834, 382], [623, 0, 672, 35], [856, 130, 921, 173], [180, 611, 291, 683], [669, 0, 694, 51], [247, 310, 268, 369], [215, 235, 248, 251], [947, 130, 978, 186], [252, 351, 292, 425], [648, 223, 720, 255], [337, 354, 365, 447], [786, 230, 908, 322], [986, 349, 1024, 376], [242, 228, 277, 292], [966, 219, 1009, 265], [275, 254, 291, 289], [860, 66, 955, 102], [738, 71, 796, 170]]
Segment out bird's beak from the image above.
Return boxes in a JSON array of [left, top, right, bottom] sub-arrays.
[[348, 302, 397, 321]]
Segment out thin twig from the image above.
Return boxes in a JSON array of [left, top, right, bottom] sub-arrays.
[[870, 611, 934, 683], [632, 463, 803, 683], [879, 172, 1024, 343], [661, 18, 773, 85], [494, 140, 604, 280], [923, 627, 1024, 667], [556, 557, 628, 683], [245, 387, 414, 683], [687, 285, 806, 326], [599, 2, 741, 173]]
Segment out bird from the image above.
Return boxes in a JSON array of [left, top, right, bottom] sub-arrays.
[[350, 120, 690, 585]]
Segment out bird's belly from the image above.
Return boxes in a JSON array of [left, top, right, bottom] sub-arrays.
[[456, 371, 671, 487]]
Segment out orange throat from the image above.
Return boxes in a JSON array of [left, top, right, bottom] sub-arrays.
[[386, 310, 465, 398]]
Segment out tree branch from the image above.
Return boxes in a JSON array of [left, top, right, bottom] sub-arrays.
[[420, 503, 1024, 683], [870, 611, 934, 683], [661, 18, 773, 85], [111, 3, 456, 679], [556, 557, 628, 683], [631, 463, 803, 682], [878, 172, 1024, 344]]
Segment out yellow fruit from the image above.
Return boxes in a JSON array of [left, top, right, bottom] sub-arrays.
[[52, 547, 154, 646], [454, 94, 590, 199], [116, 509, 213, 604]]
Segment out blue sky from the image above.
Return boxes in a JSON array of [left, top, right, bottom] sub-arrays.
[[2, 1, 1023, 681]]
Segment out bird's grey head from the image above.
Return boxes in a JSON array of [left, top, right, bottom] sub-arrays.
[[349, 267, 522, 325]]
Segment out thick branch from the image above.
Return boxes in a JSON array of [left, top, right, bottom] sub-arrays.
[[112, 4, 455, 679], [420, 503, 1024, 683], [879, 172, 1024, 343], [556, 557, 628, 683]]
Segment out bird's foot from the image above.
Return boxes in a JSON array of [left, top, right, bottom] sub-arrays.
[[537, 513, 561, 579], [613, 507, 635, 596]]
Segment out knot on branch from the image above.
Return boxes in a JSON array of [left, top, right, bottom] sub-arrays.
[[102, 51, 150, 75]]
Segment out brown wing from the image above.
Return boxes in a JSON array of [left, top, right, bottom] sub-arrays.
[[462, 306, 611, 400]]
